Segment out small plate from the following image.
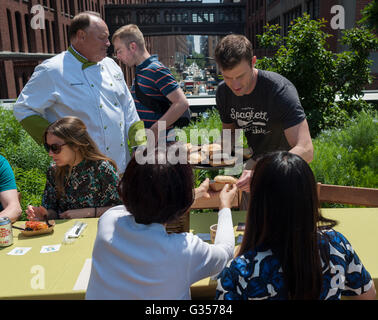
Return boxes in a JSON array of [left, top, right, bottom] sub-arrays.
[[20, 220, 55, 237]]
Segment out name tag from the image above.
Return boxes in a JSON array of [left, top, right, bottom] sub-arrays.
[[70, 82, 84, 86]]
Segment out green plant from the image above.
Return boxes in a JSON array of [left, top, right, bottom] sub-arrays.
[[359, 0, 378, 32], [13, 167, 46, 220], [256, 14, 378, 136], [310, 109, 378, 189], [0, 109, 50, 219]]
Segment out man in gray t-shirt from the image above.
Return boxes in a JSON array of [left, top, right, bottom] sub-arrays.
[[215, 34, 313, 192]]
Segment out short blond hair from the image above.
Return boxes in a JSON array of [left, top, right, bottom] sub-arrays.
[[112, 24, 145, 50]]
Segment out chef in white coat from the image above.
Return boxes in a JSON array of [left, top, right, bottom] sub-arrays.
[[13, 11, 146, 173]]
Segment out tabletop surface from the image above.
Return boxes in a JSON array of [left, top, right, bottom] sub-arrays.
[[0, 208, 377, 299]]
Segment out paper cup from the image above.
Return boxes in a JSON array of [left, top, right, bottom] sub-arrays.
[[210, 224, 217, 243]]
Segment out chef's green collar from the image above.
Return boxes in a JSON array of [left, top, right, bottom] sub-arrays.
[[68, 46, 97, 70]]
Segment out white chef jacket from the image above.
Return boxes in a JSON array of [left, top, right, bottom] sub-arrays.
[[13, 47, 140, 173], [86, 206, 235, 300]]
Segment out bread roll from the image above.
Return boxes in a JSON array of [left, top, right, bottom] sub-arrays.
[[214, 175, 238, 184]]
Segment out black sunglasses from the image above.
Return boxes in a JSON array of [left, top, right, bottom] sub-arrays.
[[44, 143, 67, 154]]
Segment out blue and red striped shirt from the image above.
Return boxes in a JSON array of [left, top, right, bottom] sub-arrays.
[[131, 55, 179, 129]]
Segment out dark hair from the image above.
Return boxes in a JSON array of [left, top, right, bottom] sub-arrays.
[[44, 116, 117, 198], [118, 145, 194, 225], [215, 34, 253, 70], [238, 151, 337, 300], [68, 11, 101, 41]]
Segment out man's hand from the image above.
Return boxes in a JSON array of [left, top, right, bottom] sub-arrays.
[[236, 169, 254, 193]]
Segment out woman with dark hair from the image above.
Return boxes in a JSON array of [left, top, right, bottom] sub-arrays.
[[86, 146, 238, 300], [26, 116, 122, 220], [216, 151, 375, 300]]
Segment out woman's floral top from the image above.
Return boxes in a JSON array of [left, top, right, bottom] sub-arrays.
[[216, 230, 373, 300], [42, 159, 122, 216]]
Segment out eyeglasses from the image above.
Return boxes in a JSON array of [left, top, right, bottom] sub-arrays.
[[44, 143, 67, 154]]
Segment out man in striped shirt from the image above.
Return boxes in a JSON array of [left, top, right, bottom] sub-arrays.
[[112, 24, 189, 144]]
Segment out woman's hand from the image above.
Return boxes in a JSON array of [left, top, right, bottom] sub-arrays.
[[26, 205, 48, 221], [219, 183, 238, 210], [194, 178, 211, 200]]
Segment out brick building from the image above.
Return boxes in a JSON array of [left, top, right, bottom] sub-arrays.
[[0, 0, 188, 99]]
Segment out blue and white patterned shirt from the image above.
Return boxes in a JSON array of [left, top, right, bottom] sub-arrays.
[[216, 229, 373, 300]]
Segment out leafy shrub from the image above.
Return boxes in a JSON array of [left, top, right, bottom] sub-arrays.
[[0, 109, 50, 219], [310, 109, 378, 189]]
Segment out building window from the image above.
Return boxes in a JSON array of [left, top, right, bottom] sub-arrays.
[[283, 5, 302, 36], [52, 21, 58, 52], [15, 12, 24, 52], [69, 0, 75, 16], [7, 10, 15, 51], [45, 20, 52, 53], [41, 28, 46, 52], [306, 0, 320, 20], [24, 14, 33, 52]]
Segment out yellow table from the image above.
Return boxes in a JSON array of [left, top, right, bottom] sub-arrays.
[[190, 208, 378, 299], [0, 218, 98, 299], [0, 208, 377, 299]]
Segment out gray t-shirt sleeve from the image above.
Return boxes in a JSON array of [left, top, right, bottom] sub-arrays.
[[274, 81, 306, 130]]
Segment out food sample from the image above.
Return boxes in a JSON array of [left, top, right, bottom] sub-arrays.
[[25, 221, 49, 231]]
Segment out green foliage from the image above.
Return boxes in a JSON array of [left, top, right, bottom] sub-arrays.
[[185, 52, 207, 69], [310, 109, 378, 189], [256, 14, 378, 136], [359, 0, 378, 32], [0, 109, 50, 220]]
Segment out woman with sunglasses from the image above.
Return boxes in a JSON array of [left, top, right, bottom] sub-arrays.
[[26, 116, 122, 220], [216, 151, 375, 300]]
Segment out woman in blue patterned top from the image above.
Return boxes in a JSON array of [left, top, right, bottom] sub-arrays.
[[216, 151, 376, 300], [26, 116, 122, 220]]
